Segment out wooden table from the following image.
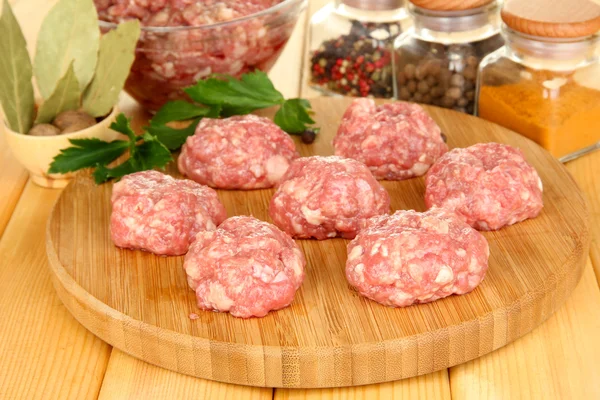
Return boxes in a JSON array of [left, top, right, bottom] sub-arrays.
[[1, 1, 599, 398]]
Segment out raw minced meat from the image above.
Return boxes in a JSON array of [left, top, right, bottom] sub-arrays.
[[346, 208, 489, 307], [268, 156, 390, 239], [110, 170, 227, 256], [425, 142, 543, 230], [184, 216, 305, 318], [94, 0, 295, 110], [178, 115, 299, 189], [333, 99, 448, 180]]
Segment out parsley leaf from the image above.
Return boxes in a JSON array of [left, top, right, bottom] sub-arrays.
[[274, 99, 317, 134], [184, 71, 284, 116], [93, 132, 172, 183], [150, 100, 213, 125], [147, 118, 201, 150], [48, 138, 129, 174]]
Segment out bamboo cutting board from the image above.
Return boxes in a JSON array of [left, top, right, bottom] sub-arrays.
[[46, 97, 589, 388]]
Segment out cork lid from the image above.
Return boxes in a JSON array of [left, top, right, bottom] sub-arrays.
[[408, 0, 493, 11], [502, 0, 600, 38]]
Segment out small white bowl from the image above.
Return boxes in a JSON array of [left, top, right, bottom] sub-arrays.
[[3, 107, 121, 188]]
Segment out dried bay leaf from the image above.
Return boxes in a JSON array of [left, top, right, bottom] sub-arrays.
[[82, 20, 140, 118], [35, 62, 80, 124], [0, 0, 34, 133], [34, 0, 99, 99]]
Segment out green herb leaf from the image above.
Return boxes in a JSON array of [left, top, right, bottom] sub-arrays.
[[0, 0, 35, 133], [147, 118, 201, 150], [35, 62, 81, 124], [34, 0, 100, 98], [150, 101, 212, 125], [110, 113, 138, 142], [93, 132, 172, 183], [184, 70, 284, 116], [82, 19, 140, 117], [274, 98, 317, 134], [48, 137, 129, 174]]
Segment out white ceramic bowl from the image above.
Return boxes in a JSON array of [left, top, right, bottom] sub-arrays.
[[3, 106, 121, 188]]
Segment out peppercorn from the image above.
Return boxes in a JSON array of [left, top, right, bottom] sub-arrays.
[[301, 129, 317, 144]]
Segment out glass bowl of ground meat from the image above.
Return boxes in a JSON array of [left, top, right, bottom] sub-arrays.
[[95, 0, 306, 111]]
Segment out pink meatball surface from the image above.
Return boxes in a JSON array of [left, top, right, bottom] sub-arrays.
[[178, 115, 299, 189], [269, 156, 390, 240], [184, 216, 305, 318], [425, 143, 544, 231], [110, 170, 227, 256], [346, 208, 490, 307], [333, 99, 448, 180]]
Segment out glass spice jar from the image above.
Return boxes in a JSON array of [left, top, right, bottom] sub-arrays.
[[394, 0, 504, 114], [308, 0, 411, 98], [477, 0, 600, 162]]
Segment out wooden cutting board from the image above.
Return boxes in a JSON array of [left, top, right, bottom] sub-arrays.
[[46, 97, 589, 388]]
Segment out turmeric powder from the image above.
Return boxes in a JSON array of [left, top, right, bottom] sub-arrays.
[[477, 71, 600, 160]]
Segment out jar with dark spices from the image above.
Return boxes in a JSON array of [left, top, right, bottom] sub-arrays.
[[394, 0, 503, 114], [308, 0, 411, 98], [477, 0, 600, 161]]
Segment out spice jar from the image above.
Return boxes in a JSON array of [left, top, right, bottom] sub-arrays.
[[394, 0, 504, 114], [308, 0, 411, 98], [477, 0, 600, 161]]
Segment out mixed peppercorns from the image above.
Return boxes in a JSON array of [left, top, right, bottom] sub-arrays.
[[395, 36, 504, 114], [310, 21, 401, 98]]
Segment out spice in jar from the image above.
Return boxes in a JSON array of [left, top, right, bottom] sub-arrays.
[[396, 36, 503, 114], [310, 21, 401, 97], [478, 70, 600, 160], [394, 1, 503, 114]]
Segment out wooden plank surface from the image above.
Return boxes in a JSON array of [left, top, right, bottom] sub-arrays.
[[0, 182, 111, 400], [1, 0, 599, 399], [276, 371, 451, 400], [449, 261, 600, 399], [98, 350, 273, 400]]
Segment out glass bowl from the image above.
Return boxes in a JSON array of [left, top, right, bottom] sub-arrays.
[[99, 0, 307, 111]]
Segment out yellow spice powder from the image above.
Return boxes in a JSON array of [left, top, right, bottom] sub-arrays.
[[478, 78, 600, 159]]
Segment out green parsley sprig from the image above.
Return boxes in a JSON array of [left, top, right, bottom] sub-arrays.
[[148, 71, 319, 150], [48, 114, 172, 184], [48, 72, 318, 183]]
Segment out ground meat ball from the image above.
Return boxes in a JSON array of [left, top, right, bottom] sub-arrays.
[[425, 143, 544, 231], [94, 0, 294, 110], [184, 216, 305, 318], [178, 115, 299, 189], [269, 156, 390, 239], [346, 209, 489, 307], [334, 99, 448, 180], [110, 170, 227, 256]]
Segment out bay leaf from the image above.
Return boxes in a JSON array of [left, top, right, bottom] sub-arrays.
[[35, 62, 81, 124], [82, 20, 140, 118], [0, 0, 35, 133], [33, 0, 99, 99]]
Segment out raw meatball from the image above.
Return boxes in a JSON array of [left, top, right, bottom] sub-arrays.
[[425, 142, 543, 230], [346, 208, 489, 307], [110, 170, 227, 256], [178, 115, 299, 189], [184, 216, 305, 318], [333, 98, 448, 180], [269, 156, 390, 239]]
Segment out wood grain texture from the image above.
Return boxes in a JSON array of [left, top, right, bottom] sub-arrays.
[[449, 261, 600, 399], [46, 98, 589, 388], [502, 0, 600, 38], [566, 154, 600, 283], [0, 129, 27, 238], [0, 182, 112, 400], [98, 349, 273, 400], [276, 370, 451, 399]]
